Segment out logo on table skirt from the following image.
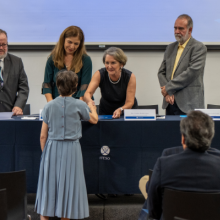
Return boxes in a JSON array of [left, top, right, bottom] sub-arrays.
[[100, 146, 110, 160], [101, 146, 110, 156]]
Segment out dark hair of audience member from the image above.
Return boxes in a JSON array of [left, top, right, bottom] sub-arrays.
[[180, 111, 215, 152], [56, 70, 78, 96]]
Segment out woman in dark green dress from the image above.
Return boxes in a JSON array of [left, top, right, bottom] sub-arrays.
[[42, 26, 92, 102]]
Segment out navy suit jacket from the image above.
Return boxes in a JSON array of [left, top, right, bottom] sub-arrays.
[[162, 146, 220, 157], [148, 148, 220, 219]]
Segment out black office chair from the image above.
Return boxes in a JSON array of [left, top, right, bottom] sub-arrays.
[[96, 105, 99, 115], [23, 104, 30, 115], [163, 188, 220, 220], [0, 189, 8, 220], [148, 169, 153, 185], [207, 104, 220, 109], [137, 105, 158, 114], [0, 170, 31, 220]]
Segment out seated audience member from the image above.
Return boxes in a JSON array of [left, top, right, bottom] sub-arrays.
[[84, 47, 137, 118], [147, 111, 220, 220], [138, 145, 220, 220], [0, 29, 29, 115]]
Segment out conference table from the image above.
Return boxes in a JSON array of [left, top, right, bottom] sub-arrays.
[[1, 116, 220, 194]]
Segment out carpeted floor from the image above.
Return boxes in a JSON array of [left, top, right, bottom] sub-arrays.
[[28, 194, 144, 220]]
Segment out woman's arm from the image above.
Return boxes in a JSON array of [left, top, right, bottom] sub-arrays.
[[42, 57, 55, 102], [113, 73, 136, 118], [45, 93, 53, 102], [88, 103, 98, 124], [40, 122, 48, 152], [84, 70, 101, 104], [75, 56, 92, 100]]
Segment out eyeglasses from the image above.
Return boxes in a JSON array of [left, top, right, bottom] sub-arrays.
[[0, 44, 8, 48]]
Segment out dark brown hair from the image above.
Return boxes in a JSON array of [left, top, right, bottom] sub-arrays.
[[51, 26, 87, 73], [56, 70, 78, 96]]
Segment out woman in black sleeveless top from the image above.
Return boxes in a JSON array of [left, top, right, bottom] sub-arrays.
[[84, 47, 137, 118]]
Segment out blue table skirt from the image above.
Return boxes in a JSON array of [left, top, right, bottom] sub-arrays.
[[1, 116, 220, 193]]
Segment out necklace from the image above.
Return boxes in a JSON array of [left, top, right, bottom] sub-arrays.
[[108, 72, 121, 84]]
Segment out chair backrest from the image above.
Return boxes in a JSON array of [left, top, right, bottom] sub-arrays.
[[148, 169, 153, 184], [0, 189, 8, 220], [137, 105, 158, 114], [163, 188, 220, 220], [23, 104, 30, 115], [0, 170, 27, 220], [96, 105, 99, 115], [207, 104, 220, 109]]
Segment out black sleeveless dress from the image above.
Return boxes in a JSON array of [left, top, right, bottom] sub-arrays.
[[99, 68, 138, 115]]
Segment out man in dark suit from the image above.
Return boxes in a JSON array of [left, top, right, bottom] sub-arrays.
[[148, 111, 220, 220], [0, 29, 29, 115], [162, 146, 220, 157], [158, 14, 207, 115]]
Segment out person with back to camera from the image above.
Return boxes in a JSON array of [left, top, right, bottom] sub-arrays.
[[42, 26, 92, 102], [35, 70, 98, 220], [147, 111, 220, 220], [84, 47, 138, 118]]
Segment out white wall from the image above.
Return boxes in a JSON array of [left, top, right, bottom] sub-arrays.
[[11, 50, 220, 115]]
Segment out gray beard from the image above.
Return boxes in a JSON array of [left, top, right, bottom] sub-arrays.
[[175, 33, 189, 45], [0, 52, 7, 59]]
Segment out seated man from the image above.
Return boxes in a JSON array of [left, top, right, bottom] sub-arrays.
[[0, 29, 29, 115], [138, 140, 220, 220], [148, 111, 220, 220]]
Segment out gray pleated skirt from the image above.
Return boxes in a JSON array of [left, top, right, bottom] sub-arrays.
[[35, 139, 89, 219]]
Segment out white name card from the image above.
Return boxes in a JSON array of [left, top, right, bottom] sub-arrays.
[[195, 109, 220, 120], [0, 112, 13, 119], [124, 109, 156, 121]]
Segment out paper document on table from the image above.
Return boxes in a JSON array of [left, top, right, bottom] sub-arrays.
[[21, 117, 37, 120], [0, 112, 13, 119]]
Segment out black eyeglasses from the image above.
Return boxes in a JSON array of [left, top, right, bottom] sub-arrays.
[[0, 44, 8, 48]]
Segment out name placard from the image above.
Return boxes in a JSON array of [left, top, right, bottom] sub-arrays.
[[124, 109, 156, 121], [195, 109, 220, 120], [39, 109, 43, 121]]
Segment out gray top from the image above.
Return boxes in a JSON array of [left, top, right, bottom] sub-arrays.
[[42, 96, 90, 140]]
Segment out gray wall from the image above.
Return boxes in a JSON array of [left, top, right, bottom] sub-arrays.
[[11, 50, 220, 115]]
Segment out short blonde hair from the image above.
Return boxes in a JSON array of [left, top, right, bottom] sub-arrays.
[[103, 47, 127, 66]]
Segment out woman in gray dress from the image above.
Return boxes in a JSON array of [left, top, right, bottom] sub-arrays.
[[35, 70, 98, 220]]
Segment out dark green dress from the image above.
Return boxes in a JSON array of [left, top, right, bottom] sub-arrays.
[[42, 55, 92, 99]]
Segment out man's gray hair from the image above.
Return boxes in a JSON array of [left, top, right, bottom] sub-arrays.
[[178, 14, 193, 29], [180, 111, 215, 152], [0, 29, 8, 38]]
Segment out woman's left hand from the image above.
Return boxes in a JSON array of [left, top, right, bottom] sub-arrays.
[[112, 108, 122, 119]]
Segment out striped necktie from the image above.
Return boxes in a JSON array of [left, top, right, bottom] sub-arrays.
[[0, 60, 3, 87]]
